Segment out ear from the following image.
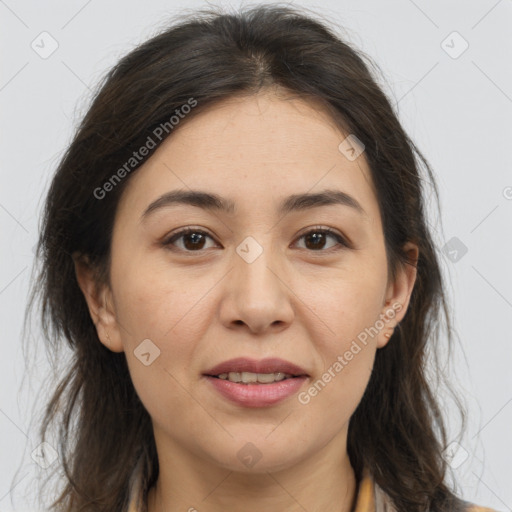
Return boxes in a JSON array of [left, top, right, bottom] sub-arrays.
[[72, 253, 124, 353], [377, 241, 419, 349]]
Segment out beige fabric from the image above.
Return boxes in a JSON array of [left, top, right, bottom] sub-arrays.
[[373, 478, 398, 512]]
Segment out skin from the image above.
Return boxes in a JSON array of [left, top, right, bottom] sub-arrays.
[[75, 88, 418, 512]]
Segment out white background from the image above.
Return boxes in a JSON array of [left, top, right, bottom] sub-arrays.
[[1, 0, 511, 511]]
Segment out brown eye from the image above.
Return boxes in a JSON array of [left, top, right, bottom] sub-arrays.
[[162, 226, 349, 254], [163, 228, 217, 252], [294, 228, 349, 251]]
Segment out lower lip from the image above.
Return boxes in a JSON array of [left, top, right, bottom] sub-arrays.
[[203, 375, 308, 407]]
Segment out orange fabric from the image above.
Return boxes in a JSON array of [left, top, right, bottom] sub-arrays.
[[354, 467, 375, 511]]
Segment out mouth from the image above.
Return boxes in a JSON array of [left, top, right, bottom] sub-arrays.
[[202, 357, 309, 384], [206, 372, 306, 384], [202, 373, 309, 408]]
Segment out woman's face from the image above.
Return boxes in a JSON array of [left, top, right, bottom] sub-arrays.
[[78, 90, 417, 475]]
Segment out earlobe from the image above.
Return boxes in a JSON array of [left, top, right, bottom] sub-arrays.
[[94, 300, 125, 353], [377, 241, 419, 349], [72, 253, 124, 353], [94, 312, 125, 353], [377, 319, 399, 349]]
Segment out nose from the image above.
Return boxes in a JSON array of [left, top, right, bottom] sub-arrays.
[[218, 242, 295, 335]]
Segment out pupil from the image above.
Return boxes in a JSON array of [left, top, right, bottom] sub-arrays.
[[185, 233, 204, 250], [306, 233, 325, 250]]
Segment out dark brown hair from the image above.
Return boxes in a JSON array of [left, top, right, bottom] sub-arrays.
[[24, 3, 469, 511]]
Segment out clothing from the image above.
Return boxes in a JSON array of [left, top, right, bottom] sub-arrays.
[[128, 465, 497, 512], [363, 468, 497, 512]]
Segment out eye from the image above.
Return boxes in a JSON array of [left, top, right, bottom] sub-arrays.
[[293, 226, 350, 252], [162, 227, 217, 252], [161, 226, 350, 254]]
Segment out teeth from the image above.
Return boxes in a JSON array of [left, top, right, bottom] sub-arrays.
[[216, 372, 293, 384]]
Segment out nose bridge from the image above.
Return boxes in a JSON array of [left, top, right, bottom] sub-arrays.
[[220, 232, 294, 331], [233, 233, 281, 293], [228, 233, 294, 324]]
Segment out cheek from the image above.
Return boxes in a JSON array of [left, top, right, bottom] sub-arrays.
[[292, 263, 384, 414], [112, 265, 207, 421], [298, 332, 376, 435], [111, 249, 209, 341], [110, 253, 217, 382], [295, 262, 387, 349]]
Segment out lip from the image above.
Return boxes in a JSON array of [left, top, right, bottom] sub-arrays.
[[203, 357, 309, 377], [204, 375, 308, 407]]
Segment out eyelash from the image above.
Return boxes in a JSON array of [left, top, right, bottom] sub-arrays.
[[161, 226, 350, 254]]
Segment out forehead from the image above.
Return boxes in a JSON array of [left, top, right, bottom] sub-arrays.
[[117, 90, 380, 225]]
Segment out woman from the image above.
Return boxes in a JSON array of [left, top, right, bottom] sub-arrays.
[[27, 4, 497, 511]]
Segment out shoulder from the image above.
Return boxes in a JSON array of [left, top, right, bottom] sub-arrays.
[[464, 503, 500, 512], [359, 467, 499, 512]]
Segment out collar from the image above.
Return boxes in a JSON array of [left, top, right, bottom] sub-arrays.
[[353, 466, 375, 511], [128, 465, 394, 512]]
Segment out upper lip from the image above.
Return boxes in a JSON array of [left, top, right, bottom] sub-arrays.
[[203, 357, 309, 377]]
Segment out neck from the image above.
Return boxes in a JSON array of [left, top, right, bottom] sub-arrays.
[[146, 431, 357, 512]]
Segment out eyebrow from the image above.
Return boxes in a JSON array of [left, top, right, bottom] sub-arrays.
[[140, 188, 367, 221]]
